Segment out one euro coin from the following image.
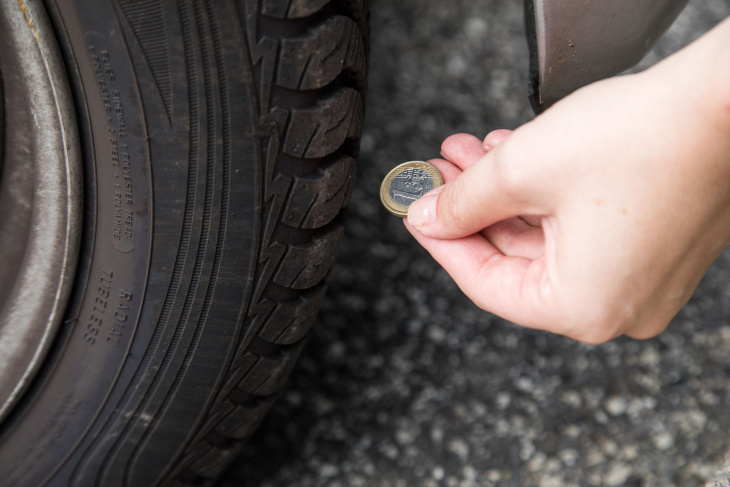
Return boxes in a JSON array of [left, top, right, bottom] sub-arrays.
[[380, 161, 443, 218]]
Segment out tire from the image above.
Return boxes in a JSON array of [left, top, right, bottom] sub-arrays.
[[0, 0, 368, 485]]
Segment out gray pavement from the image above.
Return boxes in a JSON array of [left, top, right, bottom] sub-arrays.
[[222, 1, 730, 486]]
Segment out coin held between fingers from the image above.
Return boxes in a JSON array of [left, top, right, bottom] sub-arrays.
[[380, 161, 443, 218]]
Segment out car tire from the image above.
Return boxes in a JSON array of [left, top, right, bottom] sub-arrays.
[[0, 0, 368, 485]]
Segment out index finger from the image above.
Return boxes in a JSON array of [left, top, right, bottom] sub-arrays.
[[404, 219, 559, 331]]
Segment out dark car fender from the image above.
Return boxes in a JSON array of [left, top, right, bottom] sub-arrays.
[[526, 0, 690, 112]]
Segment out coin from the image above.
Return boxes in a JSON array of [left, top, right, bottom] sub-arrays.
[[380, 161, 443, 217]]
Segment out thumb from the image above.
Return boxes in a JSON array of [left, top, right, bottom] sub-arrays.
[[407, 150, 538, 239]]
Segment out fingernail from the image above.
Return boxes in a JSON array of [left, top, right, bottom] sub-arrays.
[[407, 190, 439, 228]]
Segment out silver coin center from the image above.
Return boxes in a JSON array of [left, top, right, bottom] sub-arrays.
[[389, 168, 435, 207]]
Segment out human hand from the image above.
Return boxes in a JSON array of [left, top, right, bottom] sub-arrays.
[[405, 19, 730, 343]]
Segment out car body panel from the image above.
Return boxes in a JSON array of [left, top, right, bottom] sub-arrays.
[[526, 0, 690, 112]]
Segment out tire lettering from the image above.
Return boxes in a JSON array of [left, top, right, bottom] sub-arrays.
[[84, 270, 113, 345]]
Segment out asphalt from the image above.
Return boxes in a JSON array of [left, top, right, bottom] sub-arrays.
[[222, 2, 730, 486]]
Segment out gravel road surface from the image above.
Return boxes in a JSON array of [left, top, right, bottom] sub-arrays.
[[222, 2, 730, 486]]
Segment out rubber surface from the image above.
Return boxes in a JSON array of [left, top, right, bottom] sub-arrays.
[[0, 0, 367, 485]]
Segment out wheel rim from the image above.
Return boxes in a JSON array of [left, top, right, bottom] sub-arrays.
[[0, 1, 82, 422]]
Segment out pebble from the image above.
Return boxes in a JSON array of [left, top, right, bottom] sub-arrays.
[[605, 464, 632, 486], [605, 396, 628, 416], [448, 438, 470, 462], [652, 432, 675, 451]]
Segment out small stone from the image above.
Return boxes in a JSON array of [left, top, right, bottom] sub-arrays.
[[462, 466, 478, 481], [563, 425, 581, 438], [465, 18, 489, 40], [496, 392, 511, 409], [448, 438, 470, 462], [627, 396, 657, 416], [430, 425, 444, 445], [486, 470, 502, 481], [594, 411, 609, 424], [601, 440, 619, 457], [516, 377, 533, 393], [395, 426, 418, 446], [605, 396, 628, 416], [520, 439, 535, 461], [433, 466, 445, 480], [528, 452, 547, 472], [673, 409, 708, 435], [319, 464, 339, 478], [379, 442, 399, 460], [605, 464, 632, 486], [652, 432, 674, 451], [559, 449, 579, 467], [427, 325, 447, 343], [446, 56, 468, 78], [586, 449, 605, 467], [623, 444, 639, 460], [639, 346, 661, 367], [561, 390, 582, 408]]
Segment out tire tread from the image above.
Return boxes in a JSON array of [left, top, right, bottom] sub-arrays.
[[170, 0, 368, 483]]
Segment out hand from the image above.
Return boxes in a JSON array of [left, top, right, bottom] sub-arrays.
[[405, 19, 730, 343]]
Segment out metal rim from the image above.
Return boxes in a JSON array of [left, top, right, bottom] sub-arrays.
[[0, 0, 82, 422]]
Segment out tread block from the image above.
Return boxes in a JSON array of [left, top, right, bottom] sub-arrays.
[[237, 341, 306, 396], [258, 283, 327, 344], [283, 154, 355, 228], [273, 226, 343, 289], [284, 88, 362, 159], [278, 16, 366, 90], [214, 399, 274, 440], [262, 0, 330, 19], [187, 445, 241, 480]]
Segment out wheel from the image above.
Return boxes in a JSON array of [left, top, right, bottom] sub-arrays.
[[0, 0, 368, 485]]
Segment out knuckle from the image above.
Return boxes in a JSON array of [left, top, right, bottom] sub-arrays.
[[576, 327, 618, 346], [626, 315, 672, 340], [558, 298, 625, 345]]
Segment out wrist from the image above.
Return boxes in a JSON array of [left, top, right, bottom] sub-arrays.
[[652, 18, 730, 134]]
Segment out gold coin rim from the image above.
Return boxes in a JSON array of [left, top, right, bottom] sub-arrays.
[[380, 161, 443, 217]]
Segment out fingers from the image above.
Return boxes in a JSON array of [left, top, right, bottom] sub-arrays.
[[408, 129, 538, 239], [428, 156, 544, 260], [404, 219, 556, 330], [483, 129, 513, 150], [440, 130, 514, 171], [482, 217, 545, 259], [520, 215, 542, 227], [427, 157, 462, 184], [440, 134, 487, 171], [407, 149, 536, 239]]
